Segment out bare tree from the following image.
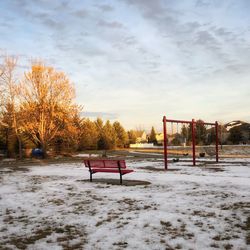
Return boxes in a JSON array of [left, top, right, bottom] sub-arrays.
[[19, 62, 77, 156], [0, 56, 22, 157], [0, 59, 5, 123]]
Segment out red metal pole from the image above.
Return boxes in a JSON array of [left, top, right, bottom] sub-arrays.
[[191, 119, 196, 166], [215, 121, 219, 162], [163, 116, 168, 170]]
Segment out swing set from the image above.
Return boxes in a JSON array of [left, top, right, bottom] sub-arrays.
[[163, 116, 219, 170]]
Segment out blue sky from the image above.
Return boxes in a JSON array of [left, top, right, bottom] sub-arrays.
[[1, 0, 250, 130]]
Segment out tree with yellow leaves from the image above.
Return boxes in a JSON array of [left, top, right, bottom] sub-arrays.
[[19, 62, 79, 157]]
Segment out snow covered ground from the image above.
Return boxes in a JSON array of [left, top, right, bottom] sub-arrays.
[[0, 159, 249, 250]]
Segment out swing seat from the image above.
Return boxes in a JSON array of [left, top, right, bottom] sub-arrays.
[[183, 153, 188, 156], [173, 158, 179, 163], [199, 152, 205, 157]]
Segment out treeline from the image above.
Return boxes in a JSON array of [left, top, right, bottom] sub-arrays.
[[167, 120, 248, 146], [0, 56, 134, 158], [78, 118, 129, 150], [1, 56, 246, 158], [170, 120, 219, 146]]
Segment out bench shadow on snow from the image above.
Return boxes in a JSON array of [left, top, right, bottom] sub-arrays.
[[80, 178, 151, 186]]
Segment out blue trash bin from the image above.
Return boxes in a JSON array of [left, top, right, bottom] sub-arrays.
[[31, 148, 44, 158]]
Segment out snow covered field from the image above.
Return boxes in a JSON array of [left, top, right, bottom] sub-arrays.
[[0, 159, 249, 250]]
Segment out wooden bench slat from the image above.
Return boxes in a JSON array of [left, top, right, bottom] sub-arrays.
[[84, 159, 126, 169]]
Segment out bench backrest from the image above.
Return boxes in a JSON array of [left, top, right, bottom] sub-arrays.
[[84, 159, 126, 169]]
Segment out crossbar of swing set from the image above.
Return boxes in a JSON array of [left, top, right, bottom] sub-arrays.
[[163, 116, 219, 170], [164, 118, 216, 126]]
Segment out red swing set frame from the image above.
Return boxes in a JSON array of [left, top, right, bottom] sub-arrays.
[[163, 116, 219, 170]]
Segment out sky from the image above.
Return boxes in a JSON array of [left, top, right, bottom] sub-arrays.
[[0, 0, 250, 131]]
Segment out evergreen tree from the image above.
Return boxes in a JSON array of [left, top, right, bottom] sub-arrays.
[[172, 134, 182, 146], [195, 119, 207, 145], [79, 119, 99, 150], [228, 126, 242, 144], [95, 117, 103, 132], [182, 121, 206, 145], [128, 130, 137, 144], [181, 125, 188, 138], [206, 127, 215, 145], [181, 125, 189, 145], [95, 117, 104, 149], [149, 126, 157, 144], [113, 121, 128, 148], [98, 120, 117, 150]]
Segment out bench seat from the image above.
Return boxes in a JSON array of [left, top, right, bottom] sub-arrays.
[[84, 159, 133, 184], [91, 168, 133, 174]]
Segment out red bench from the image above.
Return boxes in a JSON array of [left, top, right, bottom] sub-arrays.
[[83, 159, 133, 185]]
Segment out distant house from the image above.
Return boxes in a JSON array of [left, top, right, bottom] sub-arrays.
[[156, 133, 164, 144], [154, 133, 177, 145], [135, 131, 148, 143], [225, 120, 250, 144], [225, 120, 244, 131]]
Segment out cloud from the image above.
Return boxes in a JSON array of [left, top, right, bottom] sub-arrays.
[[73, 9, 88, 18], [123, 0, 167, 17], [123, 36, 137, 45], [1, 0, 250, 127], [95, 4, 114, 12], [42, 17, 65, 29], [134, 1, 250, 79], [185, 21, 202, 32], [97, 20, 124, 29], [195, 0, 211, 7], [112, 35, 137, 50], [213, 27, 233, 38], [81, 111, 118, 120], [194, 30, 219, 47], [214, 63, 250, 75]]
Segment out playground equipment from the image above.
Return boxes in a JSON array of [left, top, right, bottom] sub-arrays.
[[163, 116, 219, 170]]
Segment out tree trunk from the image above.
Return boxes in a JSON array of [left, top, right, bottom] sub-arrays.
[[41, 143, 48, 158], [17, 136, 22, 159], [6, 128, 10, 158]]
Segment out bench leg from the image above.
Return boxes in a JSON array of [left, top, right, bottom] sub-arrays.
[[120, 173, 122, 185]]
